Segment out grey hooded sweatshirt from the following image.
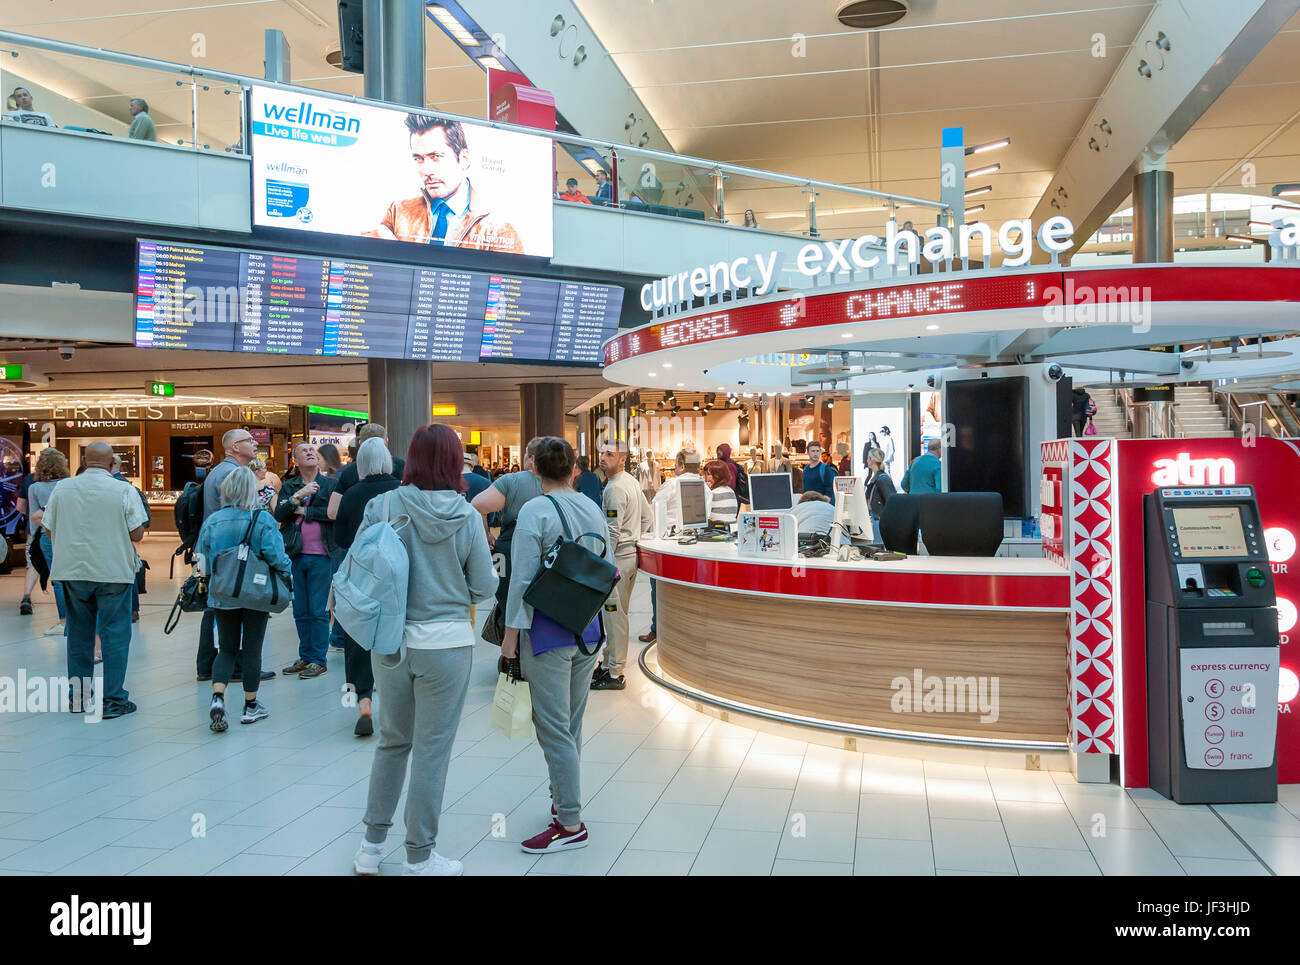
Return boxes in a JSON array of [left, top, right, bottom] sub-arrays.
[[357, 485, 498, 623]]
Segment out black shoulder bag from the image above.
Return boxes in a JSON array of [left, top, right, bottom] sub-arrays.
[[522, 495, 619, 653]]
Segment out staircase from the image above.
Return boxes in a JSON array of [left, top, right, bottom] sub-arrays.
[[1170, 385, 1234, 438], [1090, 390, 1131, 438]]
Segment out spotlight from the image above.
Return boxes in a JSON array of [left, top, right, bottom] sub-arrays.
[[692, 400, 700, 411], [826, 399, 834, 409], [965, 137, 1010, 156]]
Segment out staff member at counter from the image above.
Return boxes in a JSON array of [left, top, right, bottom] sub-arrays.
[[595, 444, 651, 691], [639, 450, 711, 645], [802, 443, 837, 503], [703, 461, 739, 523]]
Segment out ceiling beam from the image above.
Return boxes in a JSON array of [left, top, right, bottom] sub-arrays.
[[1028, 0, 1300, 261]]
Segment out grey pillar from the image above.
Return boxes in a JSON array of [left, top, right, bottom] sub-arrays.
[[364, 0, 429, 458], [1133, 170, 1174, 264], [264, 29, 291, 83], [520, 383, 566, 443]]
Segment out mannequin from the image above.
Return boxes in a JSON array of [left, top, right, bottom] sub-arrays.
[[637, 449, 661, 501], [744, 446, 765, 475]]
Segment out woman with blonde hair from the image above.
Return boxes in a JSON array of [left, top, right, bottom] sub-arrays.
[[27, 448, 71, 636]]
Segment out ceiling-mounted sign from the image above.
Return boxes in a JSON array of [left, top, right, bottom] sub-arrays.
[[149, 381, 175, 397], [1, 364, 23, 380], [639, 217, 1077, 311]]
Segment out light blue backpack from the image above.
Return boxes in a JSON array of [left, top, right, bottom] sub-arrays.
[[330, 492, 408, 654]]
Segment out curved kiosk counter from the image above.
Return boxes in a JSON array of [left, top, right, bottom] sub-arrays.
[[639, 539, 1071, 751]]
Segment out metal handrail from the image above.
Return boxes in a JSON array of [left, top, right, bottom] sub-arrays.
[[0, 28, 950, 214], [1166, 402, 1188, 439]]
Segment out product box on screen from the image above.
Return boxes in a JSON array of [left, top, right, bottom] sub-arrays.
[[639, 216, 1075, 310]]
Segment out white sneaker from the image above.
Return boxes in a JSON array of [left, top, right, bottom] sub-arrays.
[[353, 839, 384, 876], [402, 852, 463, 876], [44, 623, 64, 636]]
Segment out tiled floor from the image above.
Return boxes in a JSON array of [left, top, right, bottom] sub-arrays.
[[1, 537, 1295, 876]]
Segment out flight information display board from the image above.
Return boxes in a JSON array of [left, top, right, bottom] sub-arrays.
[[133, 239, 622, 365]]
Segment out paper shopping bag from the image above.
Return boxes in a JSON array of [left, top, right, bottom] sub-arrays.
[[491, 672, 534, 740]]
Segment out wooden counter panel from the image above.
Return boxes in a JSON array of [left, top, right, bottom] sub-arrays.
[[657, 582, 1068, 743]]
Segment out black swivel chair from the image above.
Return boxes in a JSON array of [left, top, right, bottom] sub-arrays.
[[919, 492, 1004, 557], [879, 494, 921, 555]]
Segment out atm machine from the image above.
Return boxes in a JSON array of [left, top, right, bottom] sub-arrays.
[[1145, 485, 1280, 803]]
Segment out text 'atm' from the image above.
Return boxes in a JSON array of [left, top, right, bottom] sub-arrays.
[[1145, 485, 1280, 803]]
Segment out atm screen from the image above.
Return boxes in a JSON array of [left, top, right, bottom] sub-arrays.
[[1172, 506, 1248, 558]]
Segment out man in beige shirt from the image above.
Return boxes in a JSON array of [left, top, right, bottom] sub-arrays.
[[44, 441, 148, 718], [594, 443, 651, 690]]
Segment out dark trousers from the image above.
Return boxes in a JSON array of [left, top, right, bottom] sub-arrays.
[[344, 629, 374, 700], [64, 580, 132, 706], [291, 553, 332, 666], [213, 608, 269, 695], [197, 609, 242, 677]]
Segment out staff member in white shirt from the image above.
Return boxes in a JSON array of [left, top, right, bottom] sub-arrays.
[[639, 449, 711, 644], [594, 443, 651, 690]]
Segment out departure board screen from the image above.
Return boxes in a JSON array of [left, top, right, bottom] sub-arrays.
[[133, 240, 622, 365]]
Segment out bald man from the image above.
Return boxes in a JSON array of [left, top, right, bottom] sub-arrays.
[[43, 441, 148, 719]]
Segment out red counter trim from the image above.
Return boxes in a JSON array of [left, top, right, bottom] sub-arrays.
[[604, 265, 1300, 366], [639, 547, 1070, 611]]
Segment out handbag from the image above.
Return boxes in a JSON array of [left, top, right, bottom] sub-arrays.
[[164, 573, 208, 634], [480, 600, 506, 646], [209, 510, 292, 613], [490, 664, 533, 740], [522, 495, 620, 643], [281, 516, 303, 557], [1084, 422, 1097, 436]]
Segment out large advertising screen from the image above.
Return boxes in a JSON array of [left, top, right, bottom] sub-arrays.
[[250, 87, 554, 258], [133, 240, 621, 366]]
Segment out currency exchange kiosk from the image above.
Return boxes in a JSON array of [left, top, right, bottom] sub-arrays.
[[1145, 486, 1280, 804]]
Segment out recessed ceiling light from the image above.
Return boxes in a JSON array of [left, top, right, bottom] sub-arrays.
[[926, 324, 940, 330], [964, 205, 985, 216], [965, 137, 1011, 156], [647, 371, 656, 377], [964, 185, 993, 199], [476, 56, 504, 71], [662, 362, 672, 368], [677, 383, 684, 387], [841, 331, 854, 338]]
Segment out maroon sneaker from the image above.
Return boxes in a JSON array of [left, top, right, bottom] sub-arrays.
[[521, 820, 588, 854]]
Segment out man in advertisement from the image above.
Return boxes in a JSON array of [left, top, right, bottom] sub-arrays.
[[369, 114, 525, 253]]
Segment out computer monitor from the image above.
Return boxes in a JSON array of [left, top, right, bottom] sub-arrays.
[[832, 475, 872, 542], [749, 472, 794, 511], [678, 478, 708, 529]]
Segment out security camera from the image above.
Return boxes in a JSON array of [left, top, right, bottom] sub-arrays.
[[58, 345, 75, 360], [1180, 359, 1193, 370], [925, 374, 937, 389], [1044, 362, 1064, 382], [737, 379, 747, 385]]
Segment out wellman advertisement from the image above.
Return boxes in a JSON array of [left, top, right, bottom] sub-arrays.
[[250, 87, 554, 258]]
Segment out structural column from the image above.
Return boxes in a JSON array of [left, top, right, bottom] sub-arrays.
[[364, 0, 429, 458], [519, 383, 566, 444], [1133, 167, 1174, 264]]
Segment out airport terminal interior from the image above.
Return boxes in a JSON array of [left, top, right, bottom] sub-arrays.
[[1, 0, 1299, 888]]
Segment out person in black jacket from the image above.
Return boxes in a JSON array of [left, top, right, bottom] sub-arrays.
[[865, 447, 896, 543], [334, 437, 400, 735], [274, 443, 340, 679], [1070, 387, 1093, 437]]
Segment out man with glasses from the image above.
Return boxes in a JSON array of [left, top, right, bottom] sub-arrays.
[[196, 429, 270, 682], [593, 443, 651, 691]]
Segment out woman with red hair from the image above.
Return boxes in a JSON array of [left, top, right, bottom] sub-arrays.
[[352, 424, 498, 878], [703, 459, 739, 523]]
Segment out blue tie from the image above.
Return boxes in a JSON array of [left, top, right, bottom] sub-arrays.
[[429, 200, 450, 245]]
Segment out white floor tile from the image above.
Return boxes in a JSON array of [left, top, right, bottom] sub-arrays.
[[613, 747, 690, 784], [925, 778, 1000, 821], [684, 737, 752, 770], [714, 786, 793, 833], [208, 852, 303, 876], [581, 780, 666, 825], [460, 837, 540, 876], [998, 801, 1089, 851], [1177, 856, 1271, 876], [661, 766, 737, 806], [857, 794, 931, 841], [1239, 835, 1300, 875], [929, 818, 1016, 874], [1086, 827, 1186, 876], [734, 752, 803, 790], [777, 809, 857, 864], [860, 756, 927, 796], [629, 802, 719, 852], [1011, 846, 1101, 876], [690, 828, 779, 875], [1211, 802, 1300, 838], [1142, 808, 1253, 860], [854, 838, 934, 875], [771, 858, 853, 876], [986, 768, 1064, 803], [609, 849, 697, 876], [56, 845, 167, 876]]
